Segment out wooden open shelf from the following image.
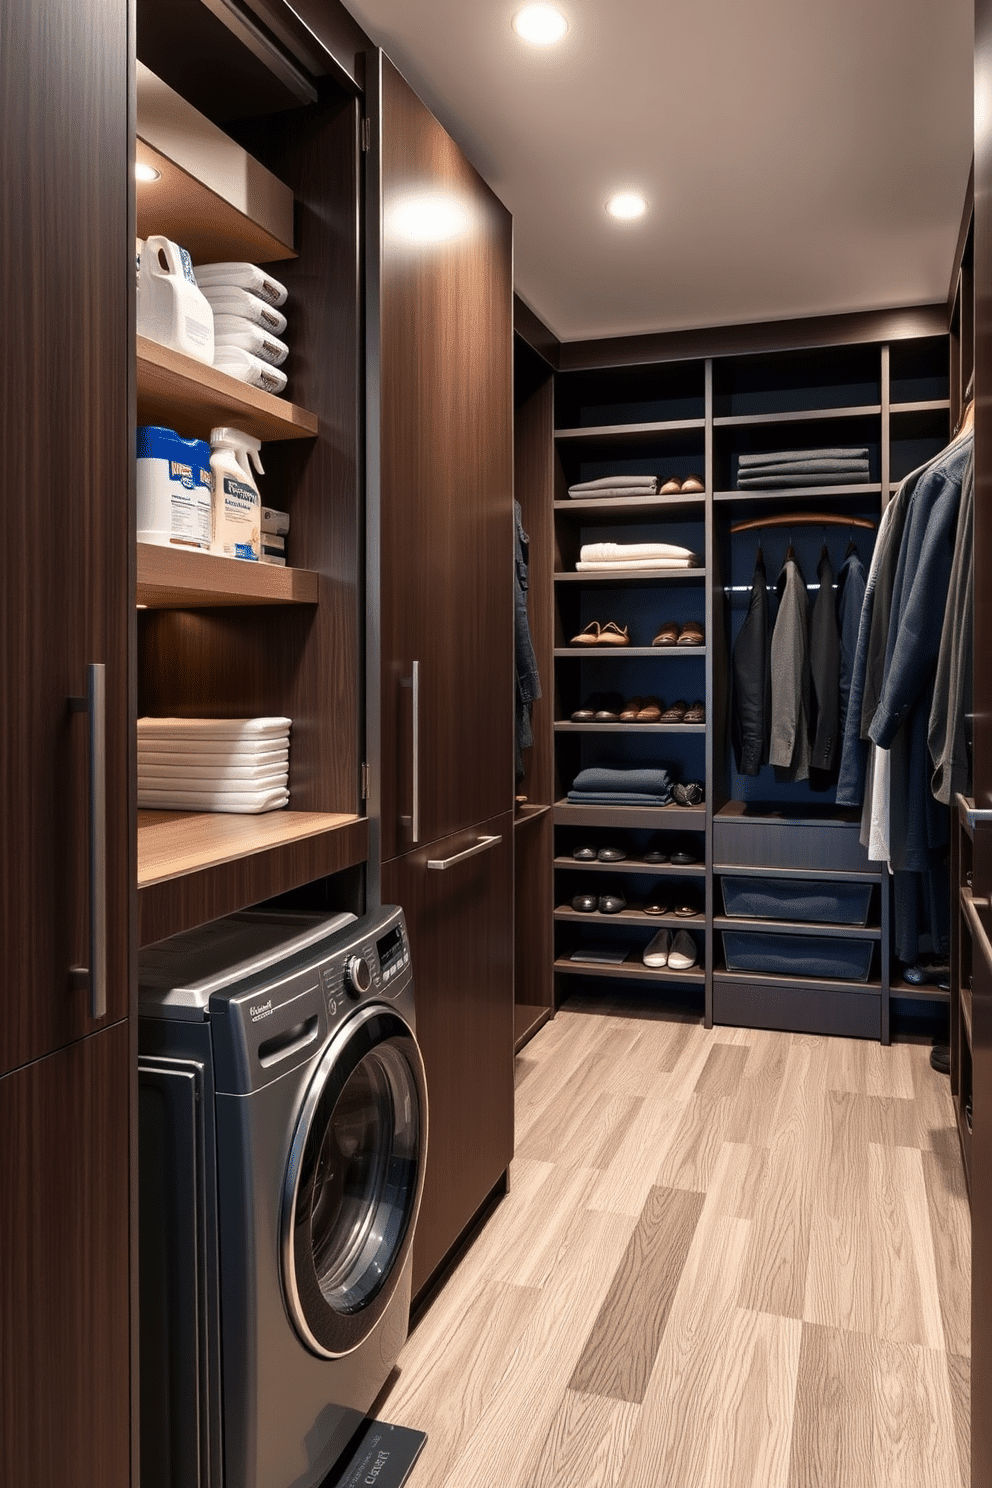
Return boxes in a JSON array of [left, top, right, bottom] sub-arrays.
[[556, 905, 703, 928], [555, 954, 704, 984], [137, 809, 368, 946], [137, 335, 318, 443], [554, 418, 706, 441], [713, 403, 882, 427], [714, 484, 881, 502], [555, 799, 706, 827], [137, 542, 318, 608], [136, 138, 296, 266], [555, 722, 706, 734], [554, 855, 706, 877], [555, 646, 708, 658], [555, 569, 707, 584], [554, 495, 706, 520]]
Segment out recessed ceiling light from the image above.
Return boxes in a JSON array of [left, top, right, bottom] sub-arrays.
[[606, 192, 647, 221], [512, 4, 568, 46], [135, 162, 161, 183]]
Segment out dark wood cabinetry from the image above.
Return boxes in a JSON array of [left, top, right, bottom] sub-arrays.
[[383, 814, 514, 1296]]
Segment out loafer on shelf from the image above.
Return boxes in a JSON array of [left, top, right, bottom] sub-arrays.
[[619, 697, 644, 721], [597, 845, 627, 862], [572, 845, 597, 861], [643, 929, 671, 967], [680, 474, 705, 494], [596, 621, 630, 647], [660, 699, 688, 722], [593, 691, 625, 721], [676, 621, 705, 645], [667, 929, 698, 970], [672, 781, 705, 806], [670, 849, 698, 866], [644, 896, 669, 915], [570, 692, 607, 722], [636, 697, 662, 722], [651, 621, 679, 647], [571, 893, 598, 913], [598, 892, 626, 914], [642, 846, 670, 864], [673, 894, 700, 918], [659, 478, 682, 495], [570, 621, 601, 646], [684, 700, 706, 723]]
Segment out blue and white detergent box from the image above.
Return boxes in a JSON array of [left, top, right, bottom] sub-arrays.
[[137, 425, 213, 551]]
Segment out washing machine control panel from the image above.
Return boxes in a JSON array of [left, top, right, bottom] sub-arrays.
[[314, 909, 411, 1019]]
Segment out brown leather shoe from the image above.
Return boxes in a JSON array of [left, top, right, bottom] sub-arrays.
[[680, 474, 704, 493], [636, 697, 662, 722], [659, 477, 682, 494], [596, 621, 630, 646], [660, 700, 687, 722], [570, 621, 601, 645], [651, 620, 679, 646], [676, 621, 705, 645], [619, 697, 644, 721]]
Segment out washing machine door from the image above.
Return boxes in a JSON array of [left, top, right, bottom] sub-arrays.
[[281, 1002, 428, 1358]]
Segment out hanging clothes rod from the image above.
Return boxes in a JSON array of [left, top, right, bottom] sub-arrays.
[[731, 512, 876, 534]]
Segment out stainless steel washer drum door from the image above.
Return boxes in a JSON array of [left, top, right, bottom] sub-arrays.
[[281, 1003, 427, 1358]]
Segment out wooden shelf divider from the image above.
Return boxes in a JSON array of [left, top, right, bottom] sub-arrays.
[[137, 542, 318, 608], [137, 335, 318, 443]]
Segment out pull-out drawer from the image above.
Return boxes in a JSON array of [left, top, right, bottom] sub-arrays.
[[713, 804, 875, 873]]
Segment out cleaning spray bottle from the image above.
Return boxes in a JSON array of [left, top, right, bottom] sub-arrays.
[[209, 426, 263, 561]]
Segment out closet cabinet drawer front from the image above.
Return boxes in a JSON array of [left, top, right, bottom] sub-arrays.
[[713, 818, 873, 872], [714, 977, 881, 1040]]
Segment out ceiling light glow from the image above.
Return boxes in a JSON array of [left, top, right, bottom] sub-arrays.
[[606, 192, 647, 221], [512, 4, 568, 46], [135, 162, 161, 183]]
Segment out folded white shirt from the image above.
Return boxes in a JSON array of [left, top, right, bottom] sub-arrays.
[[575, 557, 698, 571], [579, 542, 700, 563], [139, 764, 288, 785], [137, 749, 290, 770], [138, 716, 292, 741], [137, 786, 290, 813]]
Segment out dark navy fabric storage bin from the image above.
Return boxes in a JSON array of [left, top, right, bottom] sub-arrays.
[[721, 930, 873, 982], [720, 876, 872, 926]]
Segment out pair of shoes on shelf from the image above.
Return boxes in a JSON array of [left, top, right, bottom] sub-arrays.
[[653, 699, 706, 723], [618, 696, 662, 721], [572, 892, 626, 914], [570, 621, 629, 647], [644, 928, 698, 969], [672, 781, 705, 806], [573, 844, 626, 862], [571, 691, 625, 721], [903, 959, 950, 990], [652, 620, 705, 646], [642, 843, 699, 865], [659, 475, 704, 495], [643, 892, 700, 917]]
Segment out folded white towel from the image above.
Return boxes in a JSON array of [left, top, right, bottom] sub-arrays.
[[568, 476, 658, 493], [137, 749, 290, 769], [137, 786, 291, 813], [213, 315, 289, 367], [139, 764, 288, 786], [193, 262, 288, 307], [579, 542, 700, 563], [198, 285, 288, 336], [138, 716, 292, 740], [575, 557, 698, 571]]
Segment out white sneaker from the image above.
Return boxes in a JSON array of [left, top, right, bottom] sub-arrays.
[[643, 930, 671, 968], [668, 929, 698, 971]]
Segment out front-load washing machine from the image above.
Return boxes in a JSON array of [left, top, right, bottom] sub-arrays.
[[138, 905, 427, 1488]]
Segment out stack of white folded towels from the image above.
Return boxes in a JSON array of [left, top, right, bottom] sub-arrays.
[[576, 541, 701, 571], [195, 262, 290, 397], [137, 716, 292, 813], [568, 475, 657, 499]]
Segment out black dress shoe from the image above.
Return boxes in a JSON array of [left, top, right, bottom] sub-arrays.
[[598, 892, 626, 914], [571, 693, 607, 722], [572, 845, 597, 860], [572, 893, 598, 912], [930, 1044, 951, 1075], [598, 846, 627, 862], [672, 781, 705, 806], [670, 849, 698, 866], [904, 960, 951, 989]]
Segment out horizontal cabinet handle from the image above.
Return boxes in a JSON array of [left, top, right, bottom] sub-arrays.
[[427, 834, 502, 871]]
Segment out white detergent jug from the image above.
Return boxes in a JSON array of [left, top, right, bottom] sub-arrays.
[[137, 235, 215, 366], [210, 426, 264, 561]]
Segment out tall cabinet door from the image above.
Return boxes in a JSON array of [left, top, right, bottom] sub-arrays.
[[382, 814, 514, 1296], [371, 53, 514, 863], [1, 0, 132, 1073]]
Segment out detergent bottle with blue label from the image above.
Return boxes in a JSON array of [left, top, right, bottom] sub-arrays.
[[136, 426, 213, 550], [209, 426, 264, 561]]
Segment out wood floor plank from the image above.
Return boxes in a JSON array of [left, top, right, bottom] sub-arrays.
[[612, 1216, 752, 1488], [947, 1352, 971, 1488], [723, 1029, 791, 1147], [439, 1208, 640, 1488], [704, 1140, 770, 1222], [694, 1041, 751, 1096], [869, 1335, 963, 1487], [463, 1160, 603, 1291], [787, 1322, 875, 1488], [521, 1390, 639, 1488], [825, 1036, 915, 1098], [653, 1090, 729, 1192], [515, 1023, 643, 1144], [700, 1307, 802, 1488], [586, 1087, 690, 1218], [922, 1148, 972, 1357], [569, 1185, 705, 1403]]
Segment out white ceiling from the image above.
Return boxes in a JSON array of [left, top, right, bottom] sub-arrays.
[[346, 0, 974, 343]]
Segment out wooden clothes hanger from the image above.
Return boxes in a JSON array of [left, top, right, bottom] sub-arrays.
[[731, 512, 876, 535]]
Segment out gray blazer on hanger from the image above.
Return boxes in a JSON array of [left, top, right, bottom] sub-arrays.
[[769, 553, 811, 783]]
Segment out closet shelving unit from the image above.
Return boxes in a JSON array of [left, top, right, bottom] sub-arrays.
[[547, 320, 952, 1039], [134, 64, 367, 947]]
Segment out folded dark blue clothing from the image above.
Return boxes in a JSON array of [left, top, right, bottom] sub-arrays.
[[738, 447, 869, 468], [737, 472, 870, 488], [570, 765, 672, 795], [566, 790, 674, 805]]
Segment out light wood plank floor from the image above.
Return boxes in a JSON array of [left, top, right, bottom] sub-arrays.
[[382, 994, 971, 1488]]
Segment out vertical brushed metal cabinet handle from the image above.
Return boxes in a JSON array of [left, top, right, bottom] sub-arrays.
[[427, 835, 502, 871], [69, 664, 107, 1020], [400, 661, 421, 843]]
